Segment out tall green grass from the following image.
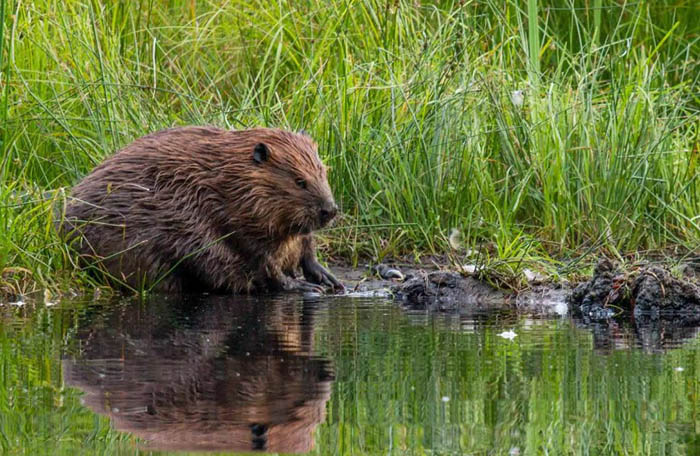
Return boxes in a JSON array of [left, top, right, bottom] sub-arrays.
[[0, 0, 698, 293]]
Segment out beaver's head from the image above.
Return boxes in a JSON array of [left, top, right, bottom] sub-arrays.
[[227, 129, 338, 238]]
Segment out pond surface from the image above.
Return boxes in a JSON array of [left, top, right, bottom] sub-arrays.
[[1, 294, 698, 455]]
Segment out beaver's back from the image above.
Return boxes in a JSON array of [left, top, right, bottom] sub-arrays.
[[63, 128, 224, 280]]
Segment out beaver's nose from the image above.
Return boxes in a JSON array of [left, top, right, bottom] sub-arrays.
[[319, 202, 338, 225]]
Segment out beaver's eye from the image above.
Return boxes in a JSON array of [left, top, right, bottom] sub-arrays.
[[295, 178, 307, 189]]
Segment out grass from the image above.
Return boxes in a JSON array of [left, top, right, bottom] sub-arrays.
[[0, 0, 698, 294]]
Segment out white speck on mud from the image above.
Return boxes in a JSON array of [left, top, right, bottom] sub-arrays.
[[553, 301, 568, 316]]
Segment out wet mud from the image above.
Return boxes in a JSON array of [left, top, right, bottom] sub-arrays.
[[335, 258, 700, 322], [390, 271, 507, 311], [568, 259, 700, 324], [334, 264, 560, 315]]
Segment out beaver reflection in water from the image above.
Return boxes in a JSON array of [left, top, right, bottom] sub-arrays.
[[59, 127, 344, 294], [62, 296, 334, 453]]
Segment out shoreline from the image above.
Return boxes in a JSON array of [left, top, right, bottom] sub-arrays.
[[332, 257, 700, 320], [3, 256, 698, 325]]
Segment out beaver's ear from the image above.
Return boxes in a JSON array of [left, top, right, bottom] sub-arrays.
[[253, 143, 269, 164]]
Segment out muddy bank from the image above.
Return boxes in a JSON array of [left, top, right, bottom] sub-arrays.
[[333, 264, 569, 316], [568, 259, 700, 324], [333, 258, 700, 321], [335, 265, 504, 310]]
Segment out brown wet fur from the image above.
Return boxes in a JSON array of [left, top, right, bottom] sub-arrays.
[[58, 126, 341, 293]]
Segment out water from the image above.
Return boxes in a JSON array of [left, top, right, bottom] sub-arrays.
[[1, 294, 698, 455]]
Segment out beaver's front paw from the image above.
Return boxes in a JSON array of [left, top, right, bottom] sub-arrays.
[[281, 277, 326, 294], [302, 258, 345, 292]]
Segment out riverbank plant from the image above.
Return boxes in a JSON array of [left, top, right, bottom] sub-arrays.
[[1, 0, 697, 294]]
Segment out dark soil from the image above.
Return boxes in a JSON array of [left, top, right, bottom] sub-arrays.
[[334, 258, 700, 323], [390, 270, 507, 311], [334, 264, 562, 315], [568, 259, 700, 324]]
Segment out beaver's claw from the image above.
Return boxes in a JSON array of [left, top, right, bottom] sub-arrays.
[[284, 278, 326, 294], [302, 258, 345, 292]]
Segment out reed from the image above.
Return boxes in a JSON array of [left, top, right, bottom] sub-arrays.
[[0, 0, 697, 293]]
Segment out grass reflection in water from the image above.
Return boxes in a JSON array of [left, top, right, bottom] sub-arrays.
[[0, 295, 698, 455]]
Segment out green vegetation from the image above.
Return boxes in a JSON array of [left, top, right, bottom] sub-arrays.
[[1, 0, 698, 293]]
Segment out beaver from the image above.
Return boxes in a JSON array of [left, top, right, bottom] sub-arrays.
[[58, 126, 343, 294]]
